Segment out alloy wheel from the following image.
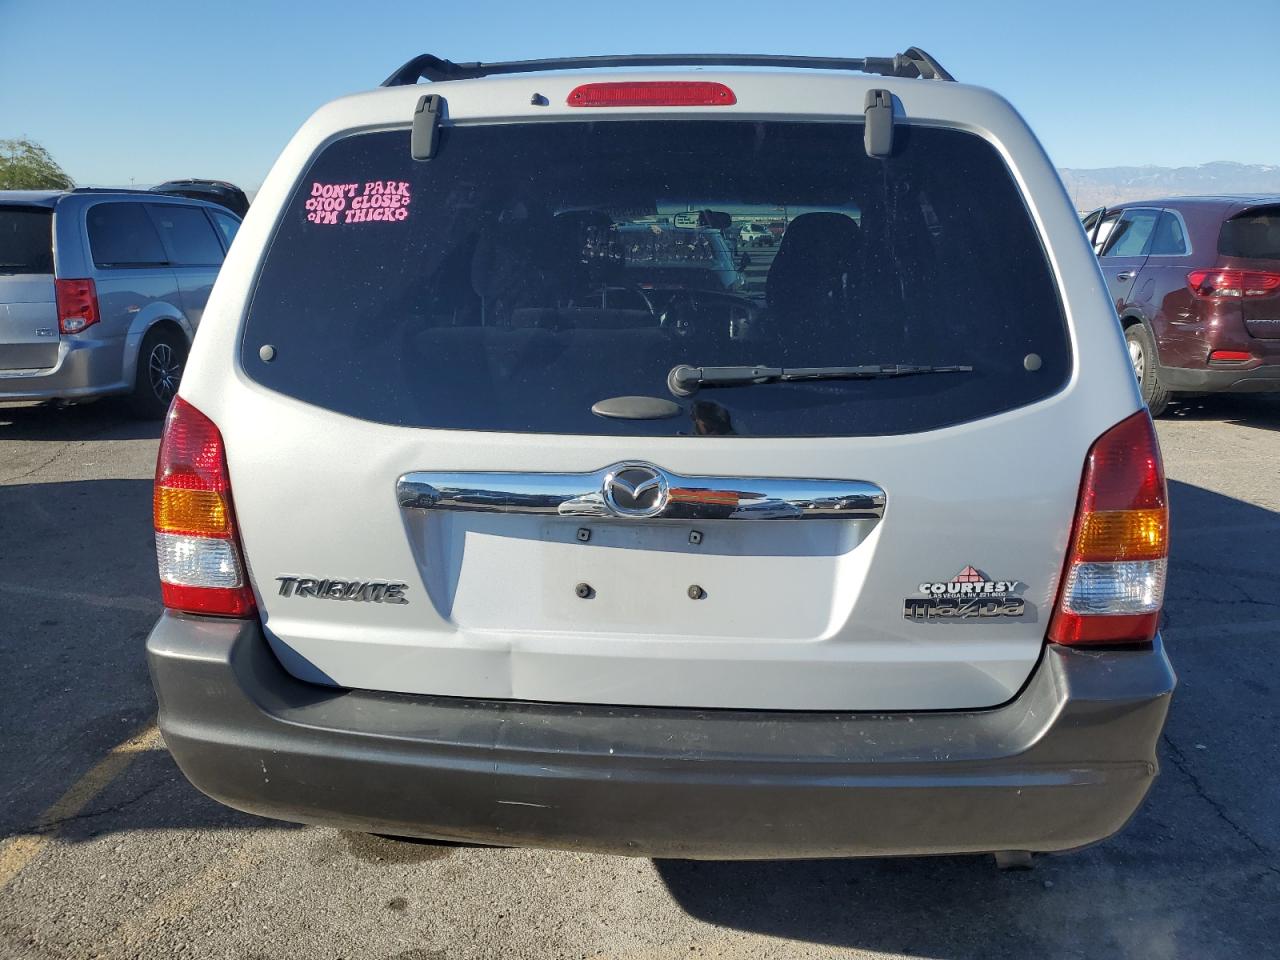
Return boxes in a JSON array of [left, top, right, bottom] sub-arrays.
[[148, 343, 182, 403], [1127, 338, 1145, 384]]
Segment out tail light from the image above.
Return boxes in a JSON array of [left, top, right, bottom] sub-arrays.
[[55, 278, 100, 334], [567, 81, 736, 108], [1187, 269, 1280, 299], [1047, 411, 1167, 646], [153, 397, 256, 617]]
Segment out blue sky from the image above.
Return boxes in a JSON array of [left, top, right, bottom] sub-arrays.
[[2, 0, 1277, 189]]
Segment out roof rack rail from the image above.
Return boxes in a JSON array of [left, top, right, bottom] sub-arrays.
[[69, 187, 157, 196], [382, 48, 954, 87], [150, 178, 242, 190]]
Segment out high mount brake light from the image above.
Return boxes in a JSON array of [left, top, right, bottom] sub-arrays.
[[154, 397, 256, 617], [1047, 411, 1168, 646], [1187, 268, 1280, 299], [566, 81, 737, 108], [55, 278, 100, 334]]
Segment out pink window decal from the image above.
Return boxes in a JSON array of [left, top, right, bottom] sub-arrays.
[[305, 181, 412, 226]]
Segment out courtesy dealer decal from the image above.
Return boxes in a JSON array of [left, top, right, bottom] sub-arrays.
[[305, 180, 411, 226], [903, 565, 1026, 621]]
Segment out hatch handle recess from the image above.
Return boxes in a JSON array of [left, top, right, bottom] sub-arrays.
[[864, 89, 895, 159], [411, 94, 444, 160]]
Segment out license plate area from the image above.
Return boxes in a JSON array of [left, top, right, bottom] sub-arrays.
[[410, 513, 874, 641]]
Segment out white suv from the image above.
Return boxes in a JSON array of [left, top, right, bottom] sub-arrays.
[[146, 49, 1175, 865]]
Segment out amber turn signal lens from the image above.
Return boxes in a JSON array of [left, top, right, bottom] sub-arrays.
[[1073, 508, 1167, 562], [153, 487, 230, 537]]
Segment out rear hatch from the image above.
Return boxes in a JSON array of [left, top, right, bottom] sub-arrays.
[[1218, 204, 1280, 340], [0, 205, 58, 371], [221, 88, 1098, 711]]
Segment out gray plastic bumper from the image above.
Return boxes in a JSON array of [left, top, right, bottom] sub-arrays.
[[0, 337, 127, 401], [147, 612, 1175, 860], [1159, 362, 1280, 393]]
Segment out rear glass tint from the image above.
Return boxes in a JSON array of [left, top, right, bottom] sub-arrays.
[[1219, 208, 1280, 260], [210, 209, 240, 248], [149, 204, 224, 265], [1149, 211, 1189, 256], [243, 121, 1070, 437], [88, 202, 168, 268], [0, 207, 53, 275]]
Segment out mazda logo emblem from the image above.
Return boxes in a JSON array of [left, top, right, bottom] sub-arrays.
[[602, 464, 669, 518]]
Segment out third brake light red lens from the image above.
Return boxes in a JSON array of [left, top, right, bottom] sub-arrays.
[[566, 81, 737, 108]]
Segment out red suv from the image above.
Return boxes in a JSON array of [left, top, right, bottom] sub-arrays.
[[1084, 196, 1280, 414]]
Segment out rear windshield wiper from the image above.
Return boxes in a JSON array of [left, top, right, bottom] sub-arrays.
[[668, 363, 973, 396]]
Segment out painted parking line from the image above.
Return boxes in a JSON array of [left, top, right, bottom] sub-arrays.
[[0, 721, 162, 888]]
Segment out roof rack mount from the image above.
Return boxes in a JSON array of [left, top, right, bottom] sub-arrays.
[[382, 48, 954, 87]]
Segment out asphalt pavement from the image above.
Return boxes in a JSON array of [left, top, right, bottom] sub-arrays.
[[1, 394, 1278, 960]]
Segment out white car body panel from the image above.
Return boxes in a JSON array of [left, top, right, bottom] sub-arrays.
[[180, 70, 1141, 710]]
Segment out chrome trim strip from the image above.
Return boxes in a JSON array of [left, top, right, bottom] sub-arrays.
[[397, 463, 885, 521]]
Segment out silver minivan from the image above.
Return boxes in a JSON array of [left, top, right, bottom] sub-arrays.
[[0, 190, 240, 417]]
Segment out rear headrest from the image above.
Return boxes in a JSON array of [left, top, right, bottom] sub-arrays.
[[470, 205, 556, 302], [778, 212, 861, 250], [551, 209, 621, 288], [766, 212, 861, 311], [471, 208, 623, 310]]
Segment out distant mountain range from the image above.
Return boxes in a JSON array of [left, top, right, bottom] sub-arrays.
[[1058, 162, 1280, 210]]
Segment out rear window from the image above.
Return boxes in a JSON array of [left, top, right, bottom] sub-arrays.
[[242, 120, 1070, 437], [1219, 208, 1280, 260], [149, 204, 225, 265], [210, 209, 240, 248], [88, 203, 167, 268], [0, 207, 53, 275], [1150, 211, 1189, 256]]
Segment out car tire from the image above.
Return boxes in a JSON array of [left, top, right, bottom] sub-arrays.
[[129, 326, 187, 419], [1125, 324, 1171, 417]]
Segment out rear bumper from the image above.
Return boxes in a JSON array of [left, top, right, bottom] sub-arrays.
[[0, 337, 127, 401], [1159, 361, 1280, 393], [147, 612, 1175, 860]]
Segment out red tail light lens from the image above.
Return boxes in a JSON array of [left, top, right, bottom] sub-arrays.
[[1047, 411, 1168, 646], [567, 81, 737, 108], [1208, 350, 1253, 363], [55, 278, 100, 334], [1187, 269, 1280, 299], [154, 397, 256, 617]]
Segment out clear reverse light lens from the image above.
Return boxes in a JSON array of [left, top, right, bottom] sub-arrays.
[[1061, 559, 1166, 615], [155, 532, 244, 588]]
